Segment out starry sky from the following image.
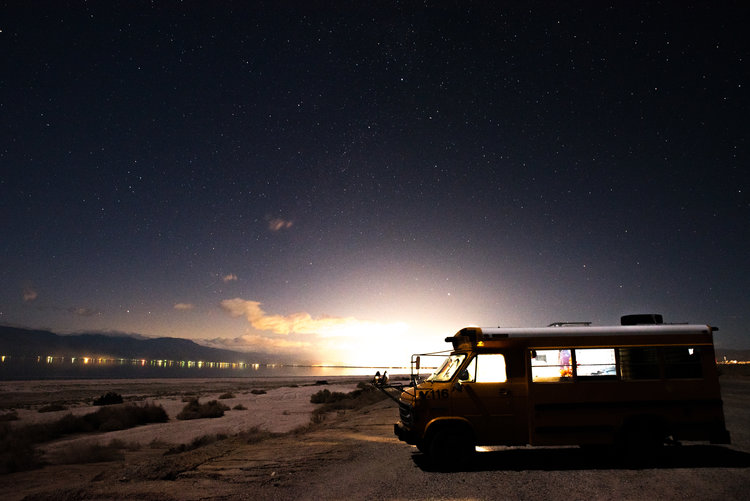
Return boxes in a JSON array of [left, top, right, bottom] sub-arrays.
[[1, 2, 748, 366]]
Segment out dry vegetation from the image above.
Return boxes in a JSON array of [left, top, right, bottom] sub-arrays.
[[0, 402, 168, 473], [176, 399, 230, 420], [0, 379, 382, 475]]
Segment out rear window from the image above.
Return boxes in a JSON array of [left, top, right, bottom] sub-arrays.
[[663, 346, 703, 379]]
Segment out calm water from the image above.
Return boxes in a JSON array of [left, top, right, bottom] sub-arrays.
[[0, 359, 410, 380]]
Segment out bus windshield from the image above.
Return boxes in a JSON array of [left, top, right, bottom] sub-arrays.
[[427, 354, 466, 382]]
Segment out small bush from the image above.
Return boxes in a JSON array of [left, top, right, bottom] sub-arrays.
[[309, 389, 348, 404], [250, 389, 267, 395], [84, 403, 168, 431], [0, 411, 18, 422], [149, 438, 171, 449], [93, 392, 123, 406], [53, 441, 127, 464], [38, 404, 68, 413], [239, 426, 275, 444], [176, 399, 229, 420], [0, 422, 42, 473], [233, 404, 247, 410], [308, 382, 389, 425], [166, 433, 228, 454], [218, 392, 235, 399]]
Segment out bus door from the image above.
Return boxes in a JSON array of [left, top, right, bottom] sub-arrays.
[[451, 352, 528, 445]]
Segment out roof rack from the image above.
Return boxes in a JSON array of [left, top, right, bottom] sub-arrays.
[[548, 321, 592, 327]]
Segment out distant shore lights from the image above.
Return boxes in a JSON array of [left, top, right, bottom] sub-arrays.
[[0, 355, 289, 370]]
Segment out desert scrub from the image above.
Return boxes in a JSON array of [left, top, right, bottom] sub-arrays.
[[309, 389, 349, 404], [176, 399, 229, 420], [250, 389, 267, 395], [0, 411, 18, 422], [43, 403, 167, 438], [0, 422, 41, 473], [166, 433, 229, 454], [218, 392, 235, 399], [0, 403, 166, 473], [38, 404, 68, 413], [240, 426, 277, 444], [93, 392, 124, 406], [51, 439, 140, 465], [309, 382, 389, 423], [233, 404, 247, 410]]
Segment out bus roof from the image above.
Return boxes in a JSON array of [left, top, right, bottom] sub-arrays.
[[477, 324, 716, 339]]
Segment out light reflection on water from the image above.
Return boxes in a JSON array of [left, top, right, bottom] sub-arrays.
[[0, 359, 410, 380]]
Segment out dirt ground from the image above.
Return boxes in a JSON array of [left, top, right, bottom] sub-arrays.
[[1, 377, 749, 500]]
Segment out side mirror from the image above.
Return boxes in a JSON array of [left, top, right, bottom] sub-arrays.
[[453, 380, 463, 392], [415, 356, 420, 371]]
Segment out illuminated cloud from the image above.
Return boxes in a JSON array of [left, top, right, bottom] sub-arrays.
[[67, 306, 100, 317], [22, 286, 37, 302], [204, 334, 311, 353], [222, 273, 238, 283], [220, 298, 344, 335], [268, 217, 293, 231], [174, 303, 195, 311], [219, 298, 410, 364], [219, 298, 408, 338]]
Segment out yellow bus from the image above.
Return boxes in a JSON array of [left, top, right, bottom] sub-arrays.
[[390, 315, 731, 463]]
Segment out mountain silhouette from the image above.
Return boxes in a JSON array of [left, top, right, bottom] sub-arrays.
[[0, 325, 266, 363]]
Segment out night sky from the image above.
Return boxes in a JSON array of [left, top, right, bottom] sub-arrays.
[[2, 2, 748, 366]]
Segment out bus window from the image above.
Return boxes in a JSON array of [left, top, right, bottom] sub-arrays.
[[472, 354, 507, 383], [664, 347, 703, 379], [427, 354, 466, 382], [575, 348, 617, 378], [619, 347, 660, 380], [531, 349, 572, 382]]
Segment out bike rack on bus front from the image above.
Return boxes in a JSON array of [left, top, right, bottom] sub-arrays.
[[370, 351, 452, 403]]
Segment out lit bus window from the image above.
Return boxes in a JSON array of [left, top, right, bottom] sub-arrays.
[[474, 354, 507, 383], [531, 349, 572, 382], [575, 348, 616, 378], [619, 347, 660, 380], [664, 346, 703, 379]]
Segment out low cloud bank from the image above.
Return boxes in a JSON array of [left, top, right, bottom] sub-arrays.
[[217, 298, 409, 364]]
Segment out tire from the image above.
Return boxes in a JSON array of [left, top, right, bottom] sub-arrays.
[[618, 418, 666, 464], [427, 426, 475, 470]]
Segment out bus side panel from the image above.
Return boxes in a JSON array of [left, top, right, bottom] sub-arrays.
[[528, 378, 727, 446]]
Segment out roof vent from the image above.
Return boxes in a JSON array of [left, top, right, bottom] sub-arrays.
[[621, 314, 663, 325]]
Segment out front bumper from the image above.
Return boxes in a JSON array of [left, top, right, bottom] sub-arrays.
[[394, 421, 418, 445]]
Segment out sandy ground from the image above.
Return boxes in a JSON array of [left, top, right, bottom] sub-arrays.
[[1, 376, 749, 500], [0, 375, 367, 483], [1, 377, 362, 459]]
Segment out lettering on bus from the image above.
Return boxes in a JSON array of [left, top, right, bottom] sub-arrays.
[[418, 388, 450, 400]]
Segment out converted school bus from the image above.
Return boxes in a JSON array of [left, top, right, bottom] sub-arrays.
[[392, 315, 731, 462]]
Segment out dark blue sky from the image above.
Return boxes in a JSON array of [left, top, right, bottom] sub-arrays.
[[1, 2, 747, 364]]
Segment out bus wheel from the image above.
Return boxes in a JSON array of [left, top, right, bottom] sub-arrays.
[[619, 418, 666, 462], [428, 427, 474, 469]]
